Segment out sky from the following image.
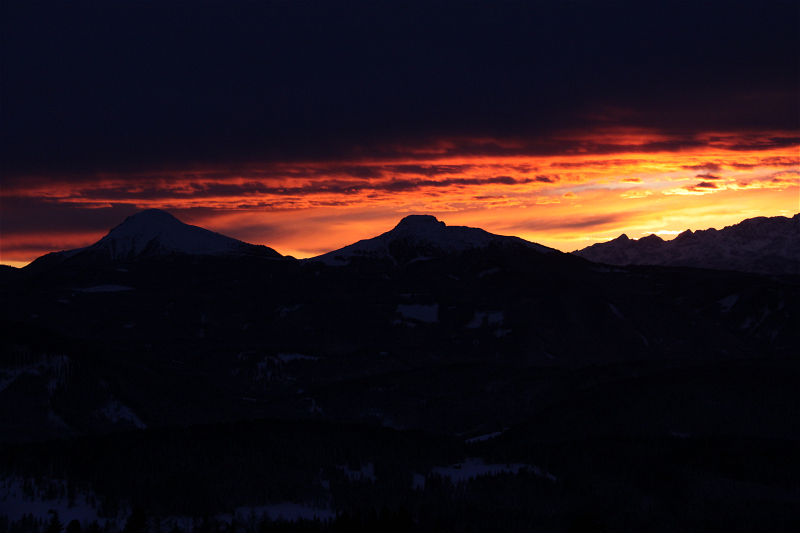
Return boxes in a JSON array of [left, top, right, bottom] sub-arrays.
[[1, 1, 798, 266]]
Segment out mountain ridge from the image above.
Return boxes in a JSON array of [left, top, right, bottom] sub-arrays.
[[573, 213, 800, 275], [306, 214, 556, 266], [11, 210, 800, 276]]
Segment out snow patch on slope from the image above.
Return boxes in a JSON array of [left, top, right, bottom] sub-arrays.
[[413, 458, 556, 489], [0, 355, 70, 393], [0, 478, 108, 524], [340, 463, 377, 482], [97, 400, 146, 428], [235, 503, 334, 522], [396, 304, 439, 323], [466, 311, 504, 328]]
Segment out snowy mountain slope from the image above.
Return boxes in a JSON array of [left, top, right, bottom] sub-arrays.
[[573, 214, 800, 275], [88, 209, 279, 260], [307, 215, 555, 266], [20, 210, 282, 272]]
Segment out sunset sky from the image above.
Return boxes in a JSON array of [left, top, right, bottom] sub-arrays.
[[2, 1, 798, 266]]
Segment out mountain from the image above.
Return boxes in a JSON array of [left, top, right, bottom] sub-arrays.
[[2, 210, 796, 441], [0, 265, 21, 284], [573, 213, 800, 275], [85, 208, 284, 259], [2, 209, 798, 531], [22, 209, 281, 274], [1, 212, 798, 533], [307, 214, 555, 266]]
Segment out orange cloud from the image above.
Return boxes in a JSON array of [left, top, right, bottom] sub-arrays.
[[535, 197, 561, 205], [620, 190, 653, 199], [2, 130, 798, 265]]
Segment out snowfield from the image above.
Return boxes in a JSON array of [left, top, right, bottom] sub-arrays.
[[396, 304, 439, 323], [412, 458, 556, 489]]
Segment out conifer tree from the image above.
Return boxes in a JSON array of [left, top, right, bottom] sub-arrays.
[[84, 522, 101, 533], [65, 521, 81, 533], [123, 507, 149, 533], [43, 512, 63, 533]]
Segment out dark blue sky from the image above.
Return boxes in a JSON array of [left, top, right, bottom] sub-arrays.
[[2, 1, 798, 178]]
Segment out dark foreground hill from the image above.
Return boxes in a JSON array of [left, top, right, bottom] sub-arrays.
[[1, 210, 798, 532]]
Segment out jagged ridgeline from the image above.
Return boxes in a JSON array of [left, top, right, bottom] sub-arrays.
[[573, 213, 800, 275]]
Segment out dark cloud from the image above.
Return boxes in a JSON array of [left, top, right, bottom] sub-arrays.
[[322, 166, 384, 179], [508, 213, 625, 232], [1, 1, 797, 179], [695, 173, 722, 180], [35, 174, 541, 203], [206, 221, 301, 247], [381, 176, 532, 192], [385, 165, 476, 177], [0, 197, 140, 236], [534, 175, 559, 183], [724, 136, 800, 152], [684, 181, 720, 192], [729, 156, 800, 169], [550, 159, 645, 169], [682, 162, 722, 172]]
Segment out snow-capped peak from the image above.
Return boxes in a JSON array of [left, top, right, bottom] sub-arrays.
[[307, 215, 555, 266], [572, 213, 800, 275], [90, 209, 251, 259]]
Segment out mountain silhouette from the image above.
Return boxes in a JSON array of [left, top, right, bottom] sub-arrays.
[[308, 214, 555, 266], [573, 213, 800, 275]]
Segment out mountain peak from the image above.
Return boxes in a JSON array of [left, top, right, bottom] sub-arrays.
[[572, 213, 800, 275], [22, 209, 283, 271], [674, 229, 695, 242], [638, 234, 664, 244], [90, 209, 262, 260], [121, 208, 182, 225], [394, 215, 446, 230], [308, 215, 554, 265]]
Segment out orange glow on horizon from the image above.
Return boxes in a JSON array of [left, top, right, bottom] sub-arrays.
[[2, 130, 798, 266]]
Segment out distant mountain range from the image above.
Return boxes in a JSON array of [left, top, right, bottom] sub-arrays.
[[13, 210, 555, 275], [14, 209, 797, 276], [573, 213, 800, 275]]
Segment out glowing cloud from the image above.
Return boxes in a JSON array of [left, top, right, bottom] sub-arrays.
[[1, 130, 798, 264], [620, 190, 653, 199]]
